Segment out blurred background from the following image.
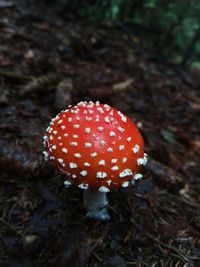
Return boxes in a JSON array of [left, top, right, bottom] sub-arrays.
[[19, 0, 200, 67], [0, 1, 200, 266]]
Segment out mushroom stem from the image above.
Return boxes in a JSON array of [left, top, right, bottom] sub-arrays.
[[83, 188, 110, 220]]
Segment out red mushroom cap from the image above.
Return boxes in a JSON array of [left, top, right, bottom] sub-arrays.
[[43, 101, 147, 192]]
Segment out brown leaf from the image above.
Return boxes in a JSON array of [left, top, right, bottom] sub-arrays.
[[54, 78, 73, 110], [190, 139, 200, 154]]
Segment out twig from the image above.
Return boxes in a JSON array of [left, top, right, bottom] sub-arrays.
[[0, 70, 33, 81], [144, 157, 184, 187], [22, 73, 60, 95], [92, 252, 103, 262]]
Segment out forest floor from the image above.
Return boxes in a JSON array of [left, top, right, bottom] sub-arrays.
[[0, 3, 200, 267]]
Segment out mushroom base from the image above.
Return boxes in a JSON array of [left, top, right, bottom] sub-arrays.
[[83, 188, 110, 220]]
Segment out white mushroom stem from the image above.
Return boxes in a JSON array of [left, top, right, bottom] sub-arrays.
[[83, 188, 110, 220]]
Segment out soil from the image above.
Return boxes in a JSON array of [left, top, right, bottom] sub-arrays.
[[0, 3, 200, 267]]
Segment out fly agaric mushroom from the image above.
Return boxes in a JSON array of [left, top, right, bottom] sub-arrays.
[[43, 101, 147, 220]]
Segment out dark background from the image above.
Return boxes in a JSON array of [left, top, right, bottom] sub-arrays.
[[0, 1, 200, 266], [19, 0, 200, 67]]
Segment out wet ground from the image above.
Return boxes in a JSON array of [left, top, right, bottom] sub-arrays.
[[0, 3, 200, 267]]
